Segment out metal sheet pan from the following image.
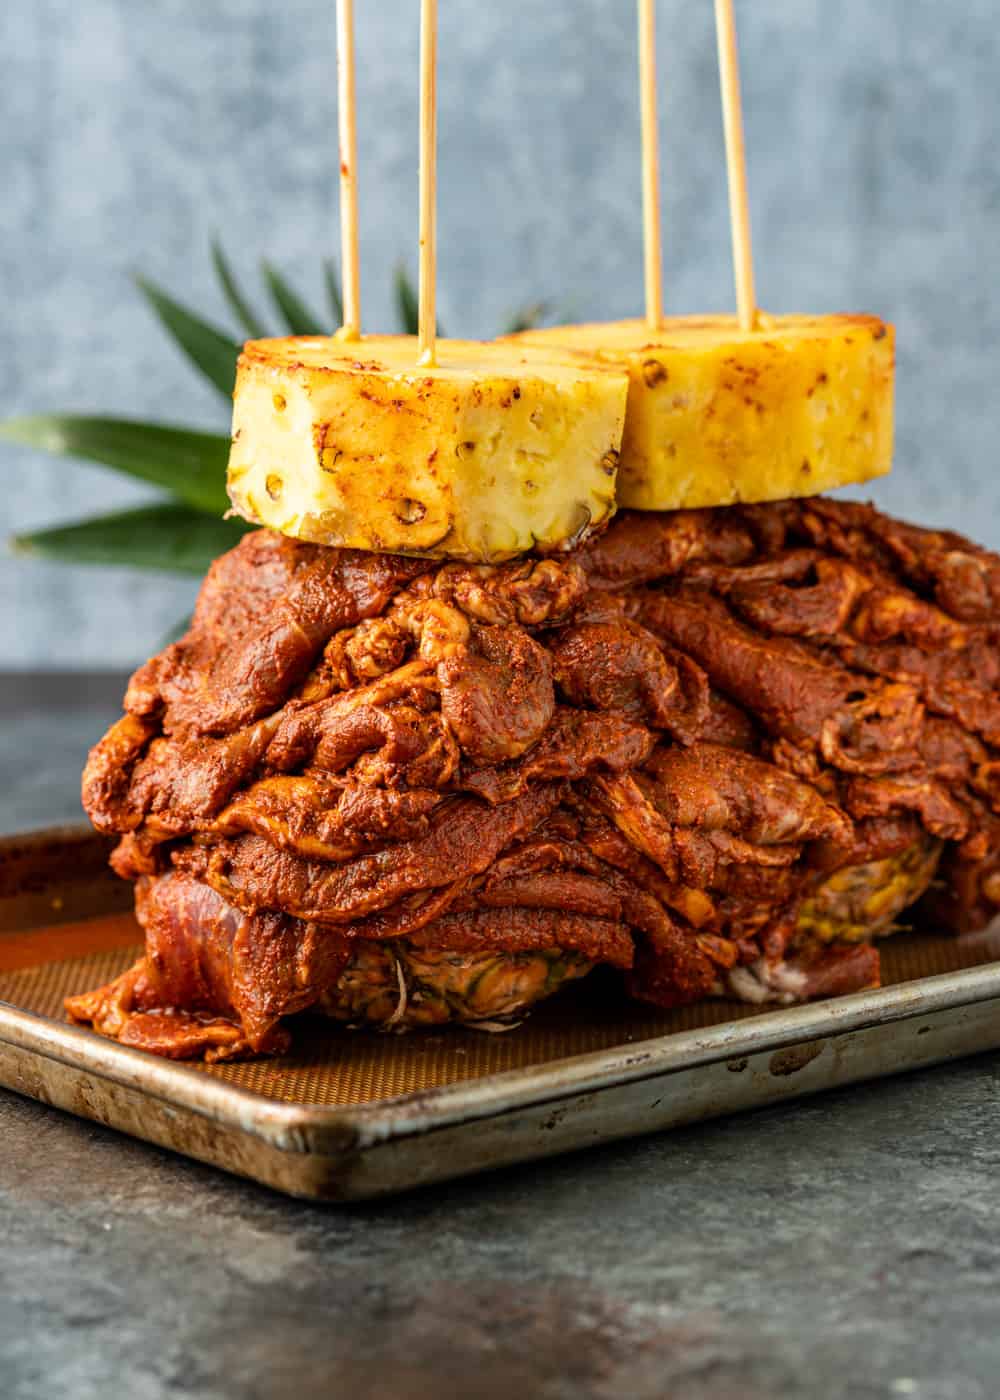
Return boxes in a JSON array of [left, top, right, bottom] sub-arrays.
[[2, 826, 1000, 1201]]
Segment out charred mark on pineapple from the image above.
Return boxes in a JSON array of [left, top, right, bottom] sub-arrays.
[[642, 359, 668, 388], [601, 449, 620, 477], [320, 447, 343, 473], [394, 498, 427, 526]]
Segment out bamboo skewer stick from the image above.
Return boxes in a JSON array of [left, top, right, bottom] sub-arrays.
[[637, 0, 664, 332], [336, 0, 361, 340], [418, 0, 438, 366], [714, 0, 757, 331]]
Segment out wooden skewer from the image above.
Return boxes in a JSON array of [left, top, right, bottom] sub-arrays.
[[637, 0, 664, 332], [714, 0, 757, 331], [418, 0, 438, 366], [336, 0, 361, 340]]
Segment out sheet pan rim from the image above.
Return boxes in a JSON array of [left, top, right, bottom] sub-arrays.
[[5, 823, 1000, 1163], [4, 959, 1000, 1158]]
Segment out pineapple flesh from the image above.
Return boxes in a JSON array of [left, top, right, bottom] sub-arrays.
[[510, 314, 894, 510], [227, 335, 628, 562]]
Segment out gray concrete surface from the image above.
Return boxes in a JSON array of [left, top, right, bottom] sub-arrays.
[[3, 672, 1000, 1399], [3, 0, 1000, 666], [5, 1058, 1000, 1400]]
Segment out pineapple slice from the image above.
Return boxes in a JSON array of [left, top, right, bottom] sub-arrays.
[[227, 335, 628, 562], [510, 313, 894, 510]]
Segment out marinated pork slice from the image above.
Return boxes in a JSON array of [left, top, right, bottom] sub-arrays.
[[71, 501, 1000, 1059]]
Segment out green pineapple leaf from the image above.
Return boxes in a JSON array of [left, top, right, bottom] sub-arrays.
[[12, 504, 251, 574], [0, 416, 231, 515], [161, 614, 194, 646], [323, 258, 344, 326], [211, 239, 266, 339], [134, 275, 241, 397], [261, 261, 328, 336], [394, 263, 419, 336], [503, 301, 551, 334], [394, 264, 445, 337]]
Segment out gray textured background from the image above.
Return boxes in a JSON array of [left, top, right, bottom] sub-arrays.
[[2, 0, 998, 668]]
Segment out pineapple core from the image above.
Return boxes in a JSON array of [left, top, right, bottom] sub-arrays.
[[227, 335, 628, 562], [510, 314, 894, 510]]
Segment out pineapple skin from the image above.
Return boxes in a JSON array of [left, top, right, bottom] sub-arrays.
[[227, 335, 628, 563], [318, 940, 593, 1028], [510, 314, 894, 509], [796, 835, 942, 944]]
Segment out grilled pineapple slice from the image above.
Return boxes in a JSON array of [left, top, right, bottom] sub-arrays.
[[511, 313, 894, 510], [227, 335, 628, 562]]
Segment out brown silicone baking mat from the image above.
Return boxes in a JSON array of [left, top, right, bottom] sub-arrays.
[[4, 906, 1000, 1109]]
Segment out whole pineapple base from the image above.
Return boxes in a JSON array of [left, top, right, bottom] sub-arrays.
[[798, 836, 944, 944], [322, 942, 593, 1030]]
